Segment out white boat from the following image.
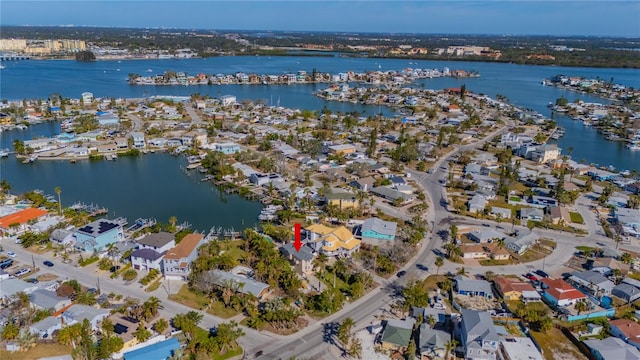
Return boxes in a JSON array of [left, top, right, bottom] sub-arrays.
[[627, 142, 640, 151], [16, 124, 28, 130], [0, 64, 5, 70], [0, 149, 9, 157]]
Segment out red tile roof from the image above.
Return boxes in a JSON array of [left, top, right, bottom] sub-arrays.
[[0, 208, 48, 229], [541, 278, 586, 301]]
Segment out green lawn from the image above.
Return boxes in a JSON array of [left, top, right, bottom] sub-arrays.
[[219, 240, 247, 263], [479, 259, 515, 266], [168, 285, 240, 318], [569, 212, 585, 224]]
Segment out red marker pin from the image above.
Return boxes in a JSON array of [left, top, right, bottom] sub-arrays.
[[294, 223, 302, 252]]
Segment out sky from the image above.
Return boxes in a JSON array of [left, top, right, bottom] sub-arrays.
[[1, 1, 639, 37]]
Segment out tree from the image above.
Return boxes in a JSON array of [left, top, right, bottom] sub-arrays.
[[142, 296, 163, 321], [449, 224, 458, 243], [347, 336, 362, 359], [1, 322, 19, 340], [435, 256, 444, 275], [55, 186, 62, 215], [575, 300, 588, 315], [426, 314, 437, 328], [154, 318, 168, 335], [133, 323, 152, 343], [445, 339, 459, 360], [406, 338, 417, 360], [212, 321, 244, 354]]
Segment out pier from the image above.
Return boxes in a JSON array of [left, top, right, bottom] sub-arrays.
[[69, 202, 109, 217], [0, 53, 31, 61]]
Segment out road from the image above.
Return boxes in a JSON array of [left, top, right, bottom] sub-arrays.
[[0, 239, 275, 351], [184, 104, 203, 125]]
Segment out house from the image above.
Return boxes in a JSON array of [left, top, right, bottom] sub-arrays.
[[208, 266, 269, 298], [504, 232, 538, 255], [467, 229, 505, 244], [370, 186, 416, 204], [567, 271, 615, 296], [500, 337, 544, 360], [350, 176, 376, 192], [305, 223, 361, 257], [249, 173, 283, 186], [29, 316, 63, 339], [49, 227, 76, 245], [357, 217, 397, 244], [379, 318, 415, 352], [327, 144, 357, 155], [455, 276, 494, 298], [609, 318, 640, 351], [220, 95, 236, 106], [29, 289, 72, 312], [62, 304, 110, 330], [212, 142, 241, 155], [280, 242, 315, 276], [546, 206, 571, 225], [325, 190, 359, 210], [540, 278, 587, 306], [163, 233, 206, 281], [612, 278, 640, 303], [137, 232, 176, 252], [519, 208, 544, 221], [74, 219, 124, 253], [590, 257, 630, 275], [130, 132, 145, 148], [417, 323, 450, 360], [130, 248, 166, 272], [490, 207, 511, 220], [461, 244, 491, 259], [81, 92, 94, 103], [615, 208, 640, 238], [0, 278, 39, 301], [460, 309, 499, 360], [0, 207, 48, 235], [467, 195, 487, 213], [124, 337, 181, 360], [494, 277, 537, 301], [411, 306, 447, 325], [583, 337, 640, 360]]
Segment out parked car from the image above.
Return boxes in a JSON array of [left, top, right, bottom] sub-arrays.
[[396, 270, 407, 278], [0, 259, 14, 269], [524, 273, 538, 282], [535, 269, 549, 278], [110, 265, 121, 273], [14, 268, 30, 277], [43, 260, 54, 267], [25, 278, 39, 284], [6, 251, 16, 258]]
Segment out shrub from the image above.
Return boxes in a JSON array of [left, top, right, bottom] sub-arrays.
[[122, 269, 138, 282], [98, 258, 112, 271]]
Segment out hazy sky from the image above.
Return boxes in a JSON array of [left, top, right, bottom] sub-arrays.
[[1, 1, 639, 37]]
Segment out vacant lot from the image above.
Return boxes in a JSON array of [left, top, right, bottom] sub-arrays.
[[168, 284, 240, 319], [530, 328, 587, 360], [0, 343, 72, 360]]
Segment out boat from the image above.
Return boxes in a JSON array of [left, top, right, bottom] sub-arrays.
[[70, 158, 77, 164], [0, 64, 5, 70], [627, 142, 640, 151], [146, 69, 153, 72], [186, 162, 201, 170], [22, 154, 38, 164], [0, 149, 9, 157], [16, 124, 28, 130]]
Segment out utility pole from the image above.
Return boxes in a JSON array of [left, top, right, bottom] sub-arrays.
[[97, 276, 101, 295], [31, 254, 35, 269]]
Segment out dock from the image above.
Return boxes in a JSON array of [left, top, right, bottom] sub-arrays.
[[69, 202, 108, 217]]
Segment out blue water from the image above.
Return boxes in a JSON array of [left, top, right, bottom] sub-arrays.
[[1, 56, 639, 169]]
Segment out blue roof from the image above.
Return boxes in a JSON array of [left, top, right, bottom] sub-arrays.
[[124, 337, 180, 360]]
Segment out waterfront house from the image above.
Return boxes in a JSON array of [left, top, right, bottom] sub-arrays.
[[163, 233, 206, 281], [460, 309, 499, 360], [455, 276, 494, 298], [124, 337, 181, 360], [74, 219, 124, 253], [114, 137, 129, 149], [212, 142, 241, 155], [379, 318, 415, 352], [62, 304, 110, 331], [417, 323, 450, 360], [504, 232, 538, 255], [493, 276, 538, 302], [305, 223, 361, 257], [280, 242, 315, 276], [137, 232, 175, 253], [220, 95, 236, 106], [208, 266, 269, 299], [356, 217, 397, 245], [540, 278, 586, 307], [131, 248, 166, 272], [130, 132, 146, 149], [81, 92, 94, 104], [29, 316, 62, 339], [249, 173, 283, 186], [583, 337, 640, 360], [609, 318, 640, 351], [29, 289, 72, 312], [0, 207, 48, 236]]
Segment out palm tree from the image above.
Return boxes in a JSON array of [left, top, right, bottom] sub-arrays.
[[55, 186, 62, 215], [435, 256, 444, 275], [575, 300, 588, 315], [133, 323, 152, 343], [142, 296, 163, 321], [456, 267, 468, 276], [445, 339, 458, 360], [426, 314, 437, 328]]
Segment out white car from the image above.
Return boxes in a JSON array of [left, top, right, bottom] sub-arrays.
[[14, 268, 30, 277], [6, 251, 16, 258]]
